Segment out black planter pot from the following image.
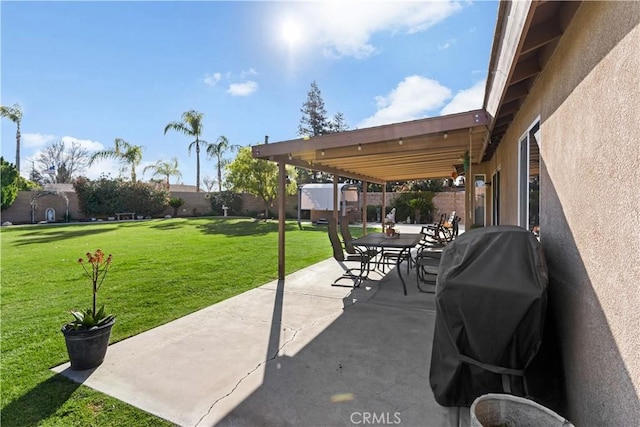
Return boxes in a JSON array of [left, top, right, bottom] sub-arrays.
[[61, 319, 115, 370]]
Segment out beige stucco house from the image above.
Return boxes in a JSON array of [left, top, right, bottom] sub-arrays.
[[253, 1, 639, 424]]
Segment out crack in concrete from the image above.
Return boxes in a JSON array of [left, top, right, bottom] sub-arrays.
[[194, 308, 346, 426], [278, 309, 345, 354]]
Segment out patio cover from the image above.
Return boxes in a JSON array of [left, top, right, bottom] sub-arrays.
[[429, 225, 548, 407], [252, 109, 491, 184], [252, 109, 491, 278]]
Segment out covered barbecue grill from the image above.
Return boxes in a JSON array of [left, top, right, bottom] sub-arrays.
[[429, 225, 548, 407]]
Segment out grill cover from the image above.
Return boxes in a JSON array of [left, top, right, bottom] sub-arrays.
[[429, 225, 548, 407]]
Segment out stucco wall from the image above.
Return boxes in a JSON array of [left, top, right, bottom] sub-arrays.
[[481, 2, 640, 424], [1, 191, 85, 223]]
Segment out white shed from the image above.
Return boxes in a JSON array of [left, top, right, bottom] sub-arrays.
[[299, 183, 360, 223]]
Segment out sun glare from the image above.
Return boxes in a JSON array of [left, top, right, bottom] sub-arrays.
[[281, 19, 302, 48]]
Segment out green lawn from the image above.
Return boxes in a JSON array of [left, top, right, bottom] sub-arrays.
[[1, 217, 348, 426]]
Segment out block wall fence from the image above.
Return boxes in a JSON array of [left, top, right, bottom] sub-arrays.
[[1, 190, 465, 225]]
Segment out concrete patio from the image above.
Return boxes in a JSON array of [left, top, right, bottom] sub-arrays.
[[53, 241, 469, 426]]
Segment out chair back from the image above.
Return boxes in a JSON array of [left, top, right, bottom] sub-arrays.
[[339, 217, 357, 254], [451, 215, 460, 238], [328, 217, 345, 261]]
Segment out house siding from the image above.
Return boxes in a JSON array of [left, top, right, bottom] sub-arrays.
[[479, 1, 640, 425]]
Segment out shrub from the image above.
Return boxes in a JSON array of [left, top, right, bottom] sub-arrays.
[[210, 191, 243, 216], [367, 205, 381, 222], [393, 191, 435, 223], [74, 177, 169, 217], [120, 182, 169, 216], [1, 157, 19, 210]]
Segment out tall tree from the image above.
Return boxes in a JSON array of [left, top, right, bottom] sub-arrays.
[[298, 81, 330, 137], [36, 139, 90, 184], [328, 111, 349, 133], [0, 104, 23, 173], [297, 82, 349, 184], [143, 157, 182, 189], [206, 135, 239, 193], [226, 147, 298, 217], [89, 138, 143, 182], [164, 110, 206, 192]]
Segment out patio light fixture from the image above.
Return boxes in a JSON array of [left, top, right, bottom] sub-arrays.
[[444, 132, 448, 139], [321, 149, 325, 156], [357, 143, 362, 151], [399, 138, 403, 145]]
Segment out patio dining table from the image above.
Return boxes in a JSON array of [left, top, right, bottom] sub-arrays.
[[352, 232, 422, 295]]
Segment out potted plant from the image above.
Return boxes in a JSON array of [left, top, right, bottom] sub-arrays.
[[61, 249, 116, 370]]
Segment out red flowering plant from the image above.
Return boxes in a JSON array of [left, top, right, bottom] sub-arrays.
[[64, 249, 115, 330]]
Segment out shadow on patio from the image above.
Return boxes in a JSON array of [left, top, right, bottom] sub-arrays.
[[212, 266, 461, 427], [54, 257, 465, 426]]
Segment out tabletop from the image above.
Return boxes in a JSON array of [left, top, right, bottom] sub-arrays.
[[352, 233, 422, 249]]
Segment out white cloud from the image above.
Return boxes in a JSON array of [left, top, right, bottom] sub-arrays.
[[440, 79, 486, 115], [358, 75, 452, 128], [281, 1, 463, 59], [438, 38, 456, 50], [22, 132, 57, 148], [60, 135, 104, 152], [240, 68, 258, 78], [83, 157, 121, 180], [205, 69, 259, 96], [204, 72, 222, 86], [227, 81, 258, 96]]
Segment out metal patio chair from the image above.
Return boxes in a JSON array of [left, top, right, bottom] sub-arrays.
[[328, 217, 371, 288], [340, 216, 380, 266]]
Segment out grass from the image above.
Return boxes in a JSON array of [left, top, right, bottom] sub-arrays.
[[0, 217, 352, 426]]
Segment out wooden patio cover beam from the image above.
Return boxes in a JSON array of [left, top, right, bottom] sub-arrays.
[[253, 109, 490, 183]]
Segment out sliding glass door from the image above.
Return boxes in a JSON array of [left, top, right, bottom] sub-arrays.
[[518, 121, 540, 232]]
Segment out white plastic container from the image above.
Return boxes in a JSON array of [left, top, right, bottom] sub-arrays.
[[470, 394, 574, 427]]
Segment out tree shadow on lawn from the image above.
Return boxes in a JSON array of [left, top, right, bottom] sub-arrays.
[[11, 227, 116, 246], [148, 219, 189, 230], [194, 218, 328, 237], [2, 373, 82, 426]]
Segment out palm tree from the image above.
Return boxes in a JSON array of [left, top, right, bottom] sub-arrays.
[[143, 157, 182, 189], [89, 138, 143, 182], [206, 135, 239, 192], [0, 104, 23, 173], [164, 110, 206, 192]]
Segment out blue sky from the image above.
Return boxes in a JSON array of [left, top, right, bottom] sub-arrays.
[[1, 1, 498, 187]]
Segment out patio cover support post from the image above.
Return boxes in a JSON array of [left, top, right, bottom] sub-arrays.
[[362, 181, 368, 235], [468, 128, 473, 225], [278, 161, 286, 280], [333, 176, 338, 222], [382, 184, 387, 231], [297, 185, 302, 230]]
